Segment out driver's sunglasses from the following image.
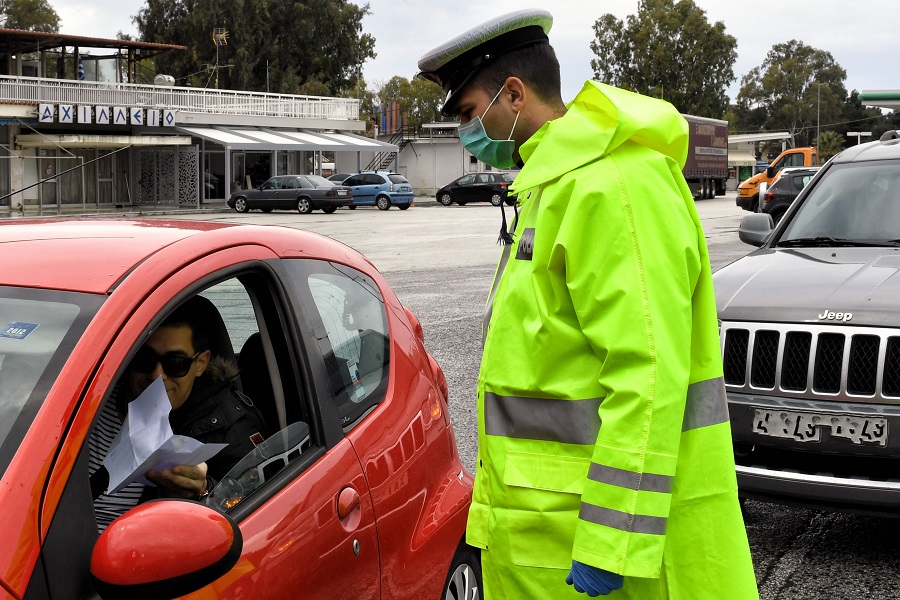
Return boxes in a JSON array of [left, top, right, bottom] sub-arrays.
[[129, 347, 201, 378]]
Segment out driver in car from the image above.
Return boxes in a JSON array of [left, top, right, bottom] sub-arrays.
[[88, 296, 269, 531]]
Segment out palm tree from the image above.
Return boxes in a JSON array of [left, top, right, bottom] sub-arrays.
[[814, 130, 845, 161]]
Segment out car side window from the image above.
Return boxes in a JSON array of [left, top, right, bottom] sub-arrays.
[[282, 260, 389, 430], [283, 177, 299, 189], [458, 175, 475, 186], [476, 174, 491, 183], [344, 175, 362, 186], [364, 174, 383, 185]]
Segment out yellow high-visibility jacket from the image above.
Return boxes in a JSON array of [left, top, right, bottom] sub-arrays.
[[466, 81, 759, 599]]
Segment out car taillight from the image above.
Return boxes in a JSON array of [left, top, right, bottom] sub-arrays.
[[500, 181, 508, 188], [764, 190, 774, 204], [390, 183, 395, 192], [325, 190, 335, 197]]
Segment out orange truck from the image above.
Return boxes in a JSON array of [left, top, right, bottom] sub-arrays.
[[736, 147, 819, 212]]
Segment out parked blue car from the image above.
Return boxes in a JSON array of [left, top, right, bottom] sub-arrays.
[[341, 171, 414, 210]]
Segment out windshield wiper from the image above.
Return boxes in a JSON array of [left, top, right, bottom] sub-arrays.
[[776, 237, 888, 247]]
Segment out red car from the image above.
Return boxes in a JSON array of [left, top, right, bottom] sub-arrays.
[[0, 219, 479, 600]]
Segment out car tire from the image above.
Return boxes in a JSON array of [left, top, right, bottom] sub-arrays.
[[297, 197, 313, 214], [490, 193, 503, 207], [750, 194, 760, 212], [261, 208, 273, 213], [442, 544, 483, 600], [505, 196, 516, 206], [322, 206, 337, 214], [376, 195, 391, 210], [771, 207, 786, 225], [348, 205, 357, 210], [234, 197, 249, 213], [398, 203, 410, 210], [438, 192, 453, 206]]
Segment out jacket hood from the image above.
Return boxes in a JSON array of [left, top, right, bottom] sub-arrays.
[[512, 81, 689, 192], [204, 355, 240, 384]]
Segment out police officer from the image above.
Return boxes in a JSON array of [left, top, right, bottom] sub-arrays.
[[417, 9, 758, 599]]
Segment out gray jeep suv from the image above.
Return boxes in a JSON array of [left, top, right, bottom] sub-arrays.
[[714, 131, 900, 515]]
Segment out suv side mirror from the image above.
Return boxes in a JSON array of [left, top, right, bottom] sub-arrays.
[[738, 213, 775, 247]]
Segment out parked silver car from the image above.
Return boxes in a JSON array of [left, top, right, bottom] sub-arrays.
[[714, 131, 900, 515]]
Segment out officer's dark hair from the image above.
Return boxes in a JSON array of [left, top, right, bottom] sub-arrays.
[[160, 296, 211, 353], [468, 42, 563, 107]]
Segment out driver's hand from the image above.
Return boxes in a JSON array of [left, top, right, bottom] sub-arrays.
[[147, 462, 209, 499]]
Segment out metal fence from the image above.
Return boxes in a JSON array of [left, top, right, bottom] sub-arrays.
[[0, 75, 361, 121]]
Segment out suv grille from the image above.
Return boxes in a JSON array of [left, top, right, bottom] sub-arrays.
[[722, 323, 900, 402]]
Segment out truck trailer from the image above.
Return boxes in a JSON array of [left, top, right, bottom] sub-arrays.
[[682, 114, 728, 200]]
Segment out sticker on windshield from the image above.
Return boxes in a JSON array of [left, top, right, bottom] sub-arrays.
[[1, 321, 39, 340]]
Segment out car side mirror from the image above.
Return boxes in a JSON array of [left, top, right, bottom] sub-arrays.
[[738, 213, 775, 247], [91, 499, 242, 600], [766, 166, 776, 179]]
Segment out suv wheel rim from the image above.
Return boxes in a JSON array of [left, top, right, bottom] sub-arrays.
[[445, 563, 478, 600]]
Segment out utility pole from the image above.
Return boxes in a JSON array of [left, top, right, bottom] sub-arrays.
[[816, 83, 821, 156], [212, 27, 229, 89]]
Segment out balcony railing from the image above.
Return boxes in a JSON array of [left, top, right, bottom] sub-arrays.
[[0, 75, 361, 121]]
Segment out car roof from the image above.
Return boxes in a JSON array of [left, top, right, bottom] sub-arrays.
[[833, 133, 900, 164], [0, 219, 364, 295]]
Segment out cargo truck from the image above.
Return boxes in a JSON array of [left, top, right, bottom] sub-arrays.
[[682, 114, 729, 200]]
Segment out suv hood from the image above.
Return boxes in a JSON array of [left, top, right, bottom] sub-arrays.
[[714, 247, 900, 326]]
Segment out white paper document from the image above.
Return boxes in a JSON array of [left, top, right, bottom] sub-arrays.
[[103, 377, 227, 494]]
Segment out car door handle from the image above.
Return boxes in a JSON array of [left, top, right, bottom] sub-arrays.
[[337, 486, 361, 523]]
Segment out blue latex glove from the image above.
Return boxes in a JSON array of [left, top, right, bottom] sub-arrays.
[[565, 560, 624, 596]]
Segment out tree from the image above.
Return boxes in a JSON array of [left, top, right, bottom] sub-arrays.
[[377, 75, 444, 128], [0, 0, 59, 32], [133, 0, 376, 96], [590, 0, 737, 118], [813, 130, 844, 161], [736, 40, 846, 148]]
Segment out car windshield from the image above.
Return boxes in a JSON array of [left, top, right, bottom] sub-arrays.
[[388, 174, 409, 184], [777, 160, 900, 246], [306, 175, 333, 187], [0, 287, 101, 476]]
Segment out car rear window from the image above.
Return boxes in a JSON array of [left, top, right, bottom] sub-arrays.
[[0, 287, 102, 476], [388, 175, 409, 184], [500, 173, 515, 183], [306, 175, 332, 187]]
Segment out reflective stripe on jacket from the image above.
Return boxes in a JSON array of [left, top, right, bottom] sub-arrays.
[[466, 81, 758, 599]]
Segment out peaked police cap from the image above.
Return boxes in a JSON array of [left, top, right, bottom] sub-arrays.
[[416, 9, 552, 116]]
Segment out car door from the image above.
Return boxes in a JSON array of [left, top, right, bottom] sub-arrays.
[[257, 177, 281, 210], [32, 251, 380, 600], [455, 174, 476, 202], [280, 176, 301, 210], [343, 175, 367, 205]]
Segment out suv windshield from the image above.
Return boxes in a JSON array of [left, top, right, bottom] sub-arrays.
[[0, 287, 101, 476], [778, 160, 900, 246]]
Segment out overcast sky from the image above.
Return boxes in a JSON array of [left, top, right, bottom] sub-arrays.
[[51, 0, 899, 103]]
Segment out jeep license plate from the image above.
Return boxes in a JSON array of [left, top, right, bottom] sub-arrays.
[[752, 409, 888, 446]]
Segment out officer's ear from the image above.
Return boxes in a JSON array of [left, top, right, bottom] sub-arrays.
[[504, 76, 527, 112]]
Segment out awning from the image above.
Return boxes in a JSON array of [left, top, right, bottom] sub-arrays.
[[176, 126, 398, 152], [15, 134, 192, 148], [728, 151, 757, 167]]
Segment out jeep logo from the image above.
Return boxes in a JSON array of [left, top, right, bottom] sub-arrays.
[[818, 310, 852, 322]]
